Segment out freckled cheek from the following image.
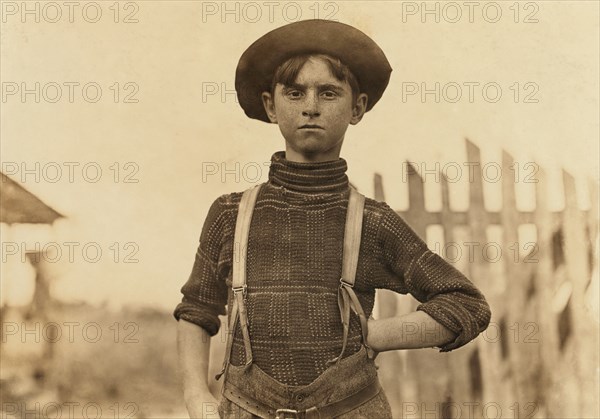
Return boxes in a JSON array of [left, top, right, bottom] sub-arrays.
[[275, 103, 300, 119], [321, 108, 351, 126], [322, 101, 353, 117], [278, 111, 297, 129], [275, 115, 299, 140]]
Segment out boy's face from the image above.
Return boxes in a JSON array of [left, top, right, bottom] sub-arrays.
[[261, 57, 367, 162]]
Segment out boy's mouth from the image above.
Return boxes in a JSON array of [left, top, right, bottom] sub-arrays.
[[299, 124, 324, 130]]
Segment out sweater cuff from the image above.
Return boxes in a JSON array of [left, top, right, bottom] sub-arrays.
[[173, 302, 221, 337], [416, 296, 483, 352]]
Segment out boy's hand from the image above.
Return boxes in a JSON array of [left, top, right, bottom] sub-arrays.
[[178, 320, 219, 418]]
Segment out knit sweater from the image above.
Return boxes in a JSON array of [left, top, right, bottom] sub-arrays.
[[174, 151, 491, 386]]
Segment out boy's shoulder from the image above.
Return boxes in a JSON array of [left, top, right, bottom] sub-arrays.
[[362, 195, 401, 220], [215, 184, 394, 210], [204, 185, 422, 249], [209, 183, 400, 225], [209, 182, 268, 210]]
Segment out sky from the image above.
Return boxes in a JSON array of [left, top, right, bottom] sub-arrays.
[[1, 1, 598, 310]]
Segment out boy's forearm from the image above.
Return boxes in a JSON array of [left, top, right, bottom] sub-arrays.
[[367, 310, 457, 352], [177, 319, 212, 399]]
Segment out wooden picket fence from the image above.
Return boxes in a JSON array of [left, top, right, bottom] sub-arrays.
[[373, 138, 599, 418]]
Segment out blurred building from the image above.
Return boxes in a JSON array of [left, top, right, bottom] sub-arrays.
[[1, 171, 63, 411]]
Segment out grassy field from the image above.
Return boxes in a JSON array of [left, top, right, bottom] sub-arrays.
[[1, 302, 200, 418]]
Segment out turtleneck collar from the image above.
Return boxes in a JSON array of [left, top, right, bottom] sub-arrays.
[[267, 151, 349, 194]]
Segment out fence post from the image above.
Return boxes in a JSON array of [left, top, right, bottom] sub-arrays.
[[533, 166, 562, 417], [465, 139, 503, 411], [562, 170, 599, 417]]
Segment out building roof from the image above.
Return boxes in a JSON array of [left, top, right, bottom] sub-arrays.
[[1, 172, 63, 224]]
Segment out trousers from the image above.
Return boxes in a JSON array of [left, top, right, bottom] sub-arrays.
[[217, 346, 393, 419]]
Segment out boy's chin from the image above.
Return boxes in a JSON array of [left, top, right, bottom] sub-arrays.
[[287, 142, 327, 156], [286, 133, 331, 148]]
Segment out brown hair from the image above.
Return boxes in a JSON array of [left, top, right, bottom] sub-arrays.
[[270, 54, 361, 102]]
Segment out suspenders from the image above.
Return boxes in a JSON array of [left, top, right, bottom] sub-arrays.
[[326, 188, 374, 366], [215, 184, 374, 381], [215, 184, 262, 381]]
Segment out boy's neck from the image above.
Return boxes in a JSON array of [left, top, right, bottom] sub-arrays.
[[284, 146, 343, 163], [268, 151, 349, 194]]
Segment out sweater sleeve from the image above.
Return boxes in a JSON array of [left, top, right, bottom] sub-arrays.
[[376, 202, 491, 352], [173, 195, 229, 336]]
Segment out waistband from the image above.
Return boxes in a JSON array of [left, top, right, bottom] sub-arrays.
[[222, 346, 378, 411]]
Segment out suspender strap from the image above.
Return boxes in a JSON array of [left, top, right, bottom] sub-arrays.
[[342, 187, 364, 285], [327, 188, 375, 366], [215, 184, 262, 381], [215, 288, 240, 381]]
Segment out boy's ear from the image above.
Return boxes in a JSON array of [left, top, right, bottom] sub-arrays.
[[350, 93, 368, 125], [261, 92, 277, 123]]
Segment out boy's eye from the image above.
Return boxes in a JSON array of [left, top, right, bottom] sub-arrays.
[[285, 90, 303, 99], [322, 91, 338, 99]]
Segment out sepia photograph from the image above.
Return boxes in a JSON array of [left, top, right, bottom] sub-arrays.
[[1, 1, 598, 418]]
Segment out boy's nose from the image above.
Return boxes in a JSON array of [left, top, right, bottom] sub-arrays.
[[302, 92, 320, 118], [302, 109, 321, 118]]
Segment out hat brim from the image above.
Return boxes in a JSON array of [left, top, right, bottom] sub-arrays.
[[235, 19, 393, 123]]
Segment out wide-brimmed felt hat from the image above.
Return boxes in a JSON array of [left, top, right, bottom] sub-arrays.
[[235, 19, 393, 123]]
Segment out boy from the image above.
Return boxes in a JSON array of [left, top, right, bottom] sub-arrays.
[[175, 19, 491, 419]]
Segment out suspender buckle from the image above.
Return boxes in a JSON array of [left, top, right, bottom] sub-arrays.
[[232, 284, 247, 296], [275, 409, 299, 419], [339, 277, 354, 288]]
